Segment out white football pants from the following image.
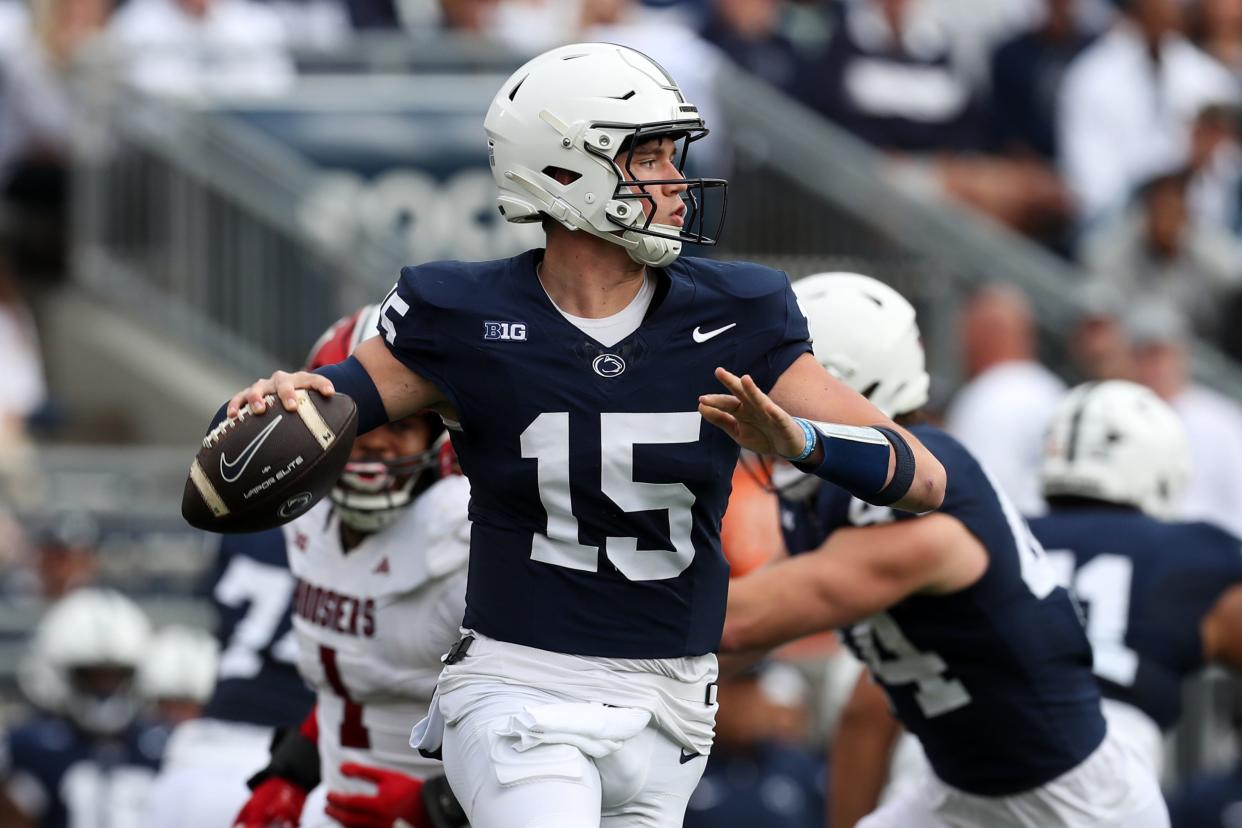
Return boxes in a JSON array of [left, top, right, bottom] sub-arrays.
[[440, 687, 708, 828], [861, 728, 1169, 828], [143, 718, 272, 828]]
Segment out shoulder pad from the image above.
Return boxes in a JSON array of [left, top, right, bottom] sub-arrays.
[[671, 257, 790, 301], [412, 475, 472, 578], [399, 257, 513, 311]]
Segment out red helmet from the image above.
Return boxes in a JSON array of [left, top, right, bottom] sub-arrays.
[[306, 306, 453, 533]]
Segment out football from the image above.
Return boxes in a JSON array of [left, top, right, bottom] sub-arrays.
[[182, 390, 358, 533]]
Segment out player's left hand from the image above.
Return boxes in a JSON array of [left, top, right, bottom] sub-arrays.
[[324, 763, 429, 828], [699, 367, 806, 459]]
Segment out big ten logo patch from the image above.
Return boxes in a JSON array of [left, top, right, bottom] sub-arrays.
[[299, 168, 543, 262], [483, 321, 527, 341]]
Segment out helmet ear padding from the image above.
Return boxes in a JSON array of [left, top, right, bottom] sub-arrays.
[[485, 43, 727, 268], [1040, 381, 1190, 519]]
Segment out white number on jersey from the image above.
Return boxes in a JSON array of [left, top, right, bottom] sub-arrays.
[[1046, 550, 1139, 686], [521, 412, 700, 581], [849, 613, 972, 718], [214, 556, 299, 679], [61, 762, 154, 828]]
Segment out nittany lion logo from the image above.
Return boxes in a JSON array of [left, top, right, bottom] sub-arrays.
[[278, 492, 315, 519], [592, 354, 626, 378]]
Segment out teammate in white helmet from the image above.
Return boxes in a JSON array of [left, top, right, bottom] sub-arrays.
[[2, 588, 166, 828], [138, 625, 220, 727], [215, 43, 946, 828], [726, 273, 1167, 828]]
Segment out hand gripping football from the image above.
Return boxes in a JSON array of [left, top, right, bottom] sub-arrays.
[[182, 390, 358, 533]]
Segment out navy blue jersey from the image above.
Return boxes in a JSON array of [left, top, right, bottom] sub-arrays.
[[1, 716, 165, 828], [201, 529, 314, 728], [780, 426, 1105, 796], [683, 744, 824, 828], [1029, 507, 1242, 729], [1166, 764, 1242, 828], [381, 249, 810, 658]]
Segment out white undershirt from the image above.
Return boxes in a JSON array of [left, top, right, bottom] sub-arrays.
[[542, 272, 656, 347]]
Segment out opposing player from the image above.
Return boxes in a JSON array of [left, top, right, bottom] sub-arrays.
[[229, 304, 471, 828], [723, 273, 1166, 827], [216, 43, 945, 828], [3, 588, 165, 828], [1032, 380, 1242, 774]]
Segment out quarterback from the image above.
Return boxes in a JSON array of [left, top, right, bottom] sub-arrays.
[[220, 43, 945, 828]]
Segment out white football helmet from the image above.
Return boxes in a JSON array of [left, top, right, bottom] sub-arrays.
[[792, 272, 930, 418], [18, 588, 152, 734], [485, 42, 726, 268], [1041, 380, 1190, 519], [138, 626, 219, 704]]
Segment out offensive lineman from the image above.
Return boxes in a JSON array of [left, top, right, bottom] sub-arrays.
[[831, 381, 1242, 824], [217, 43, 945, 828], [723, 273, 1167, 827]]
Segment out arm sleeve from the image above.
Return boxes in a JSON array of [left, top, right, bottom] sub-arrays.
[[749, 277, 812, 392]]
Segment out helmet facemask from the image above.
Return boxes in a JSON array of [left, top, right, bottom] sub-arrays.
[[331, 440, 442, 534]]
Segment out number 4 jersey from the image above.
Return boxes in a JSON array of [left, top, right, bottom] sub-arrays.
[[381, 249, 810, 659], [781, 426, 1106, 796]]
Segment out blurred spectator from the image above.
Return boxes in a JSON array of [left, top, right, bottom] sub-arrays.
[[138, 626, 219, 727], [442, 0, 501, 33], [987, 0, 1098, 162], [1058, 0, 1238, 227], [1083, 165, 1242, 344], [699, 0, 807, 98], [262, 0, 352, 49], [808, 0, 983, 153], [0, 267, 46, 450], [1068, 283, 1135, 380], [1187, 103, 1242, 234], [682, 665, 823, 828], [944, 285, 1066, 515], [4, 589, 163, 827], [1190, 0, 1242, 78], [107, 0, 295, 99], [579, 0, 730, 172], [31, 512, 99, 601], [1129, 303, 1242, 537], [1166, 761, 1242, 827]]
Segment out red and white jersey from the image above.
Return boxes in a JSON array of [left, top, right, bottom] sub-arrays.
[[285, 475, 470, 792]]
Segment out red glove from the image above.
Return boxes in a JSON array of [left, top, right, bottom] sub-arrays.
[[232, 777, 309, 828], [324, 763, 430, 828]]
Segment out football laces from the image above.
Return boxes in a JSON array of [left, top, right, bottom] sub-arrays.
[[202, 394, 279, 449]]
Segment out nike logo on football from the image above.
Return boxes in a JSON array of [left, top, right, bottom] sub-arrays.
[[692, 323, 736, 343], [679, 748, 702, 764], [219, 415, 283, 483]]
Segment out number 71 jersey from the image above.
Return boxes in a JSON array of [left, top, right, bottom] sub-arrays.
[[380, 249, 810, 659]]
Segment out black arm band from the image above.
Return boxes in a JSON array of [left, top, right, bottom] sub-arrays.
[[314, 356, 388, 435], [871, 426, 917, 507], [245, 726, 321, 793]]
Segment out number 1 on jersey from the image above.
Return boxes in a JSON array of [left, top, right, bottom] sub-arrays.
[[521, 411, 701, 581]]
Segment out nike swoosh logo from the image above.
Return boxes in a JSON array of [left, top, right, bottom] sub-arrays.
[[692, 323, 736, 344], [219, 415, 283, 483], [679, 748, 702, 764]]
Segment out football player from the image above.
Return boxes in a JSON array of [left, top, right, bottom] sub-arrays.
[[1032, 380, 1242, 775], [723, 273, 1167, 828], [218, 43, 946, 828], [231, 304, 471, 828], [3, 588, 165, 828], [154, 306, 470, 828]]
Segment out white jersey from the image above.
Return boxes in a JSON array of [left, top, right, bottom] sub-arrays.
[[286, 474, 471, 795]]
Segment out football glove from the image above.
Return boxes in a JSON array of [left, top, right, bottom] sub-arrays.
[[324, 763, 431, 828], [232, 777, 308, 828]]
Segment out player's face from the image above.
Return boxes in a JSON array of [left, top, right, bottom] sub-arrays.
[[620, 136, 689, 228], [350, 416, 434, 462]]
